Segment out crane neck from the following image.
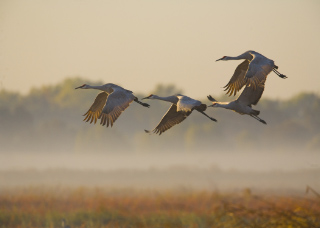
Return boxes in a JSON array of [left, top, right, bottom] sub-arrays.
[[151, 95, 179, 104], [85, 84, 112, 93], [226, 52, 252, 61], [215, 102, 233, 109], [86, 85, 104, 90]]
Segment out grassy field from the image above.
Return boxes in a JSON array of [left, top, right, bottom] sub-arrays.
[[0, 187, 319, 228]]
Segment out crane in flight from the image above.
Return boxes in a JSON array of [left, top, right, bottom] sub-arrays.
[[207, 77, 268, 124], [143, 94, 217, 135], [216, 50, 287, 96], [75, 83, 149, 127]]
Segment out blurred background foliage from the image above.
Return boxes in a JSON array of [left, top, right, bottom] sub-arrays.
[[0, 77, 319, 154]]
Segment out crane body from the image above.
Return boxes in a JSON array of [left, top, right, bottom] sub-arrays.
[[75, 83, 149, 127], [143, 94, 216, 135], [207, 78, 267, 124], [217, 50, 287, 96]]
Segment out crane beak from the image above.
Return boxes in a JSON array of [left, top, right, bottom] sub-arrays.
[[142, 94, 153, 100], [216, 57, 223, 61], [75, 86, 82, 89], [208, 103, 217, 107]]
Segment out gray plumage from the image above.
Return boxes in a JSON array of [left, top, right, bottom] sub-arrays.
[[216, 50, 287, 96], [143, 94, 217, 135], [207, 69, 269, 124], [75, 83, 149, 127]]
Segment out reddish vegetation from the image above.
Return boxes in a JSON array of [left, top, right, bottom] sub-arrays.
[[0, 187, 319, 228]]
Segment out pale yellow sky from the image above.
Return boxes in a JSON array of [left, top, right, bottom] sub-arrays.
[[1, 0, 319, 99]]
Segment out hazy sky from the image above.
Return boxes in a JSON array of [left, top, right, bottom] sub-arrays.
[[1, 0, 319, 99]]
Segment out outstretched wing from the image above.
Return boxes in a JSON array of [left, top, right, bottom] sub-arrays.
[[245, 52, 273, 92], [100, 89, 135, 127], [236, 82, 265, 106], [224, 60, 250, 96], [147, 104, 189, 135], [83, 92, 109, 124]]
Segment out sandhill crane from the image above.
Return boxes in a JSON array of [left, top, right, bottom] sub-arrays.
[[75, 83, 149, 127], [142, 94, 217, 135], [207, 79, 267, 124], [216, 50, 287, 96]]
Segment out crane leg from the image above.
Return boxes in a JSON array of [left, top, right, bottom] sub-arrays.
[[134, 98, 150, 107], [197, 110, 217, 122], [250, 115, 267, 124], [272, 68, 287, 79]]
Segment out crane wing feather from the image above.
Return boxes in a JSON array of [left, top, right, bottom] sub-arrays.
[[150, 104, 189, 135], [224, 52, 274, 97], [237, 82, 265, 106], [245, 53, 273, 91], [83, 92, 109, 125], [100, 89, 135, 127], [224, 60, 249, 96]]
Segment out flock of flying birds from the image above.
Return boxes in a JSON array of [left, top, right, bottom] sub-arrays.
[[75, 50, 287, 135]]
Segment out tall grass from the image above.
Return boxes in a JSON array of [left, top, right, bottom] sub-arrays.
[[0, 187, 319, 228]]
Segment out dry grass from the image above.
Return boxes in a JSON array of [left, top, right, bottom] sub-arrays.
[[0, 187, 319, 228]]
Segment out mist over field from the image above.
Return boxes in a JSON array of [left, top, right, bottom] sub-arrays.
[[0, 77, 319, 192], [1, 1, 320, 226]]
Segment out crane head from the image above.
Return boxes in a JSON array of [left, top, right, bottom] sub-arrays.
[[216, 56, 227, 61], [75, 84, 88, 89], [142, 94, 154, 100], [208, 102, 218, 108]]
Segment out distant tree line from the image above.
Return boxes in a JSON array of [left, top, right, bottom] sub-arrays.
[[0, 77, 319, 154]]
